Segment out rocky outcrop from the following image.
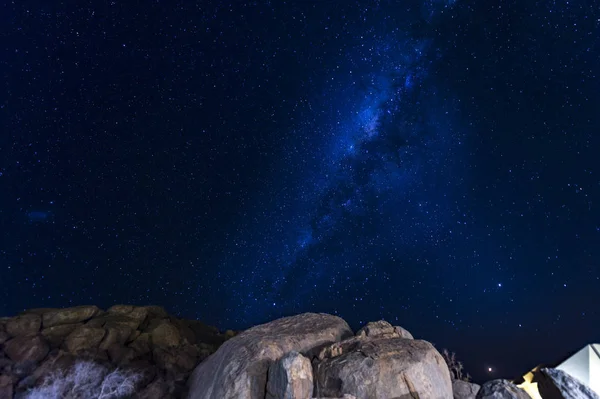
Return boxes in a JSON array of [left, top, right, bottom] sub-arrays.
[[454, 380, 481, 399], [314, 337, 452, 398], [477, 379, 532, 399], [187, 313, 452, 399], [187, 312, 353, 399], [0, 305, 235, 398]]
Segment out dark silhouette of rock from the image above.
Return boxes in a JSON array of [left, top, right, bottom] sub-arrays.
[[5, 314, 41, 337], [63, 325, 106, 352], [41, 305, 101, 328], [41, 323, 81, 348]]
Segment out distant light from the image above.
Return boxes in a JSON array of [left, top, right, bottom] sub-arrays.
[[498, 283, 502, 287], [488, 367, 493, 372]]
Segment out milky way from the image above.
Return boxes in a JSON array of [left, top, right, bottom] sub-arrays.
[[220, 1, 468, 325], [4, 0, 600, 383]]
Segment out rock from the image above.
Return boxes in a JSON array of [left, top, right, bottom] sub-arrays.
[[3, 335, 49, 364], [128, 329, 141, 342], [63, 326, 106, 352], [42, 305, 101, 328], [20, 308, 58, 316], [129, 333, 152, 357], [454, 380, 481, 399], [188, 312, 353, 399], [314, 337, 452, 399], [16, 375, 37, 391], [0, 357, 12, 371], [12, 359, 37, 378], [477, 380, 532, 399], [41, 323, 81, 347], [0, 375, 15, 399], [150, 321, 181, 348], [106, 305, 150, 324], [0, 331, 9, 345], [355, 320, 413, 340], [5, 314, 41, 336], [532, 368, 600, 399], [99, 324, 134, 350], [134, 377, 170, 399], [138, 306, 169, 330], [266, 351, 313, 399], [153, 347, 196, 373], [107, 343, 136, 365], [86, 313, 143, 331]]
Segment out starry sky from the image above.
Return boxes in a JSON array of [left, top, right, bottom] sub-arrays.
[[2, 0, 599, 383]]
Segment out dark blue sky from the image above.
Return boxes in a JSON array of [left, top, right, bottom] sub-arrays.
[[1, 0, 599, 383]]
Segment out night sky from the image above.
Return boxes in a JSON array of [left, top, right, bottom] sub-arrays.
[[2, 0, 599, 383]]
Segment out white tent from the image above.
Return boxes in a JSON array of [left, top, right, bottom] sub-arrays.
[[556, 344, 600, 395]]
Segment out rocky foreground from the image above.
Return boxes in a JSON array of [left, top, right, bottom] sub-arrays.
[[0, 306, 597, 399]]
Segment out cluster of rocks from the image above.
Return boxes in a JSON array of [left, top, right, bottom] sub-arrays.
[[1, 306, 598, 399], [0, 305, 236, 398], [186, 312, 600, 399], [187, 313, 477, 399]]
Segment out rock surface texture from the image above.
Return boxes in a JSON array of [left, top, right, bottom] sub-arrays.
[[313, 337, 452, 399], [453, 380, 481, 399], [477, 379, 532, 399], [187, 312, 353, 399]]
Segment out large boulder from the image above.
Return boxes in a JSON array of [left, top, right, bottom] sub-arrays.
[[3, 335, 49, 364], [42, 305, 101, 328], [266, 351, 313, 399], [5, 314, 41, 337], [541, 368, 600, 399], [477, 380, 531, 399], [454, 380, 481, 399], [187, 313, 353, 399], [314, 337, 452, 399]]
